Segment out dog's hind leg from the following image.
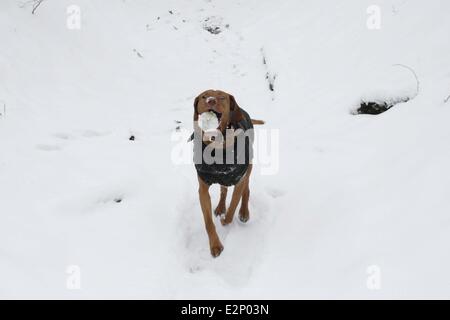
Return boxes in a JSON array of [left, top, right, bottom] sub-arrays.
[[221, 165, 252, 226], [238, 179, 250, 223], [214, 186, 228, 217]]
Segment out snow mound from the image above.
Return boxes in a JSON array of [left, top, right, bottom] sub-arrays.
[[355, 65, 419, 114]]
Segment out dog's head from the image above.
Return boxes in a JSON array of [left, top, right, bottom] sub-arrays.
[[193, 89, 243, 133]]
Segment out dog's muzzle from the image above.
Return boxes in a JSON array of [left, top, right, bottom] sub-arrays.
[[206, 96, 217, 107]]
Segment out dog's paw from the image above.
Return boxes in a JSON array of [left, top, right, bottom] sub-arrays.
[[238, 208, 250, 223], [210, 241, 224, 258], [220, 216, 232, 226], [214, 205, 226, 217]]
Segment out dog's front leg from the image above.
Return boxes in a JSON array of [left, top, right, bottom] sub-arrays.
[[198, 176, 224, 257]]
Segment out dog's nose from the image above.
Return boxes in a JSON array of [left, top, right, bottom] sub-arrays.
[[206, 96, 217, 107]]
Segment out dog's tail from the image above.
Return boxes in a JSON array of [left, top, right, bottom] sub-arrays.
[[251, 119, 265, 125]]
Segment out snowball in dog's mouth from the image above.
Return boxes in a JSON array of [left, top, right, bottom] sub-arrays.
[[198, 111, 222, 132]]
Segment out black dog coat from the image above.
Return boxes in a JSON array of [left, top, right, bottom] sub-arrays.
[[193, 108, 254, 186]]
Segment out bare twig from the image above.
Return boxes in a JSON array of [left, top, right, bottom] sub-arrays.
[[392, 63, 420, 98], [261, 47, 276, 95], [444, 94, 450, 104], [19, 0, 45, 14], [31, 0, 44, 14], [0, 101, 5, 119], [133, 49, 144, 59]]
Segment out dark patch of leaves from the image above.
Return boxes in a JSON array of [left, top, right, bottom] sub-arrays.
[[357, 102, 393, 115], [356, 97, 410, 115]]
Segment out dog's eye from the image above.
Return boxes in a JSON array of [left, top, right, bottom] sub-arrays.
[[218, 96, 226, 100], [201, 96, 206, 99]]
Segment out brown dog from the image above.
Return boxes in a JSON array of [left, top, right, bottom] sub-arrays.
[[192, 89, 264, 257]]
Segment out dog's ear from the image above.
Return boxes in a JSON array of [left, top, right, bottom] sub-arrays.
[[193, 96, 199, 121], [229, 94, 239, 111], [228, 94, 244, 124]]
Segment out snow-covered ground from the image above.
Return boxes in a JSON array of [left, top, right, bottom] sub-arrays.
[[1, 0, 450, 299]]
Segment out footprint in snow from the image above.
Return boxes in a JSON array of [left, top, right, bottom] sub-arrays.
[[265, 187, 286, 199], [56, 190, 127, 217], [36, 144, 62, 152], [81, 130, 109, 138], [38, 130, 110, 152], [52, 132, 74, 140]]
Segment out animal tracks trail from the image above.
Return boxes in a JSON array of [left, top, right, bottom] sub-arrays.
[[36, 144, 62, 152], [35, 130, 111, 152], [170, 5, 277, 288]]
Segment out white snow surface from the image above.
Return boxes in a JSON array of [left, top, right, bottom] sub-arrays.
[[1, 0, 450, 299]]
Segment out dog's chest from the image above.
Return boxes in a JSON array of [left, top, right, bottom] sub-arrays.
[[193, 109, 254, 186]]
